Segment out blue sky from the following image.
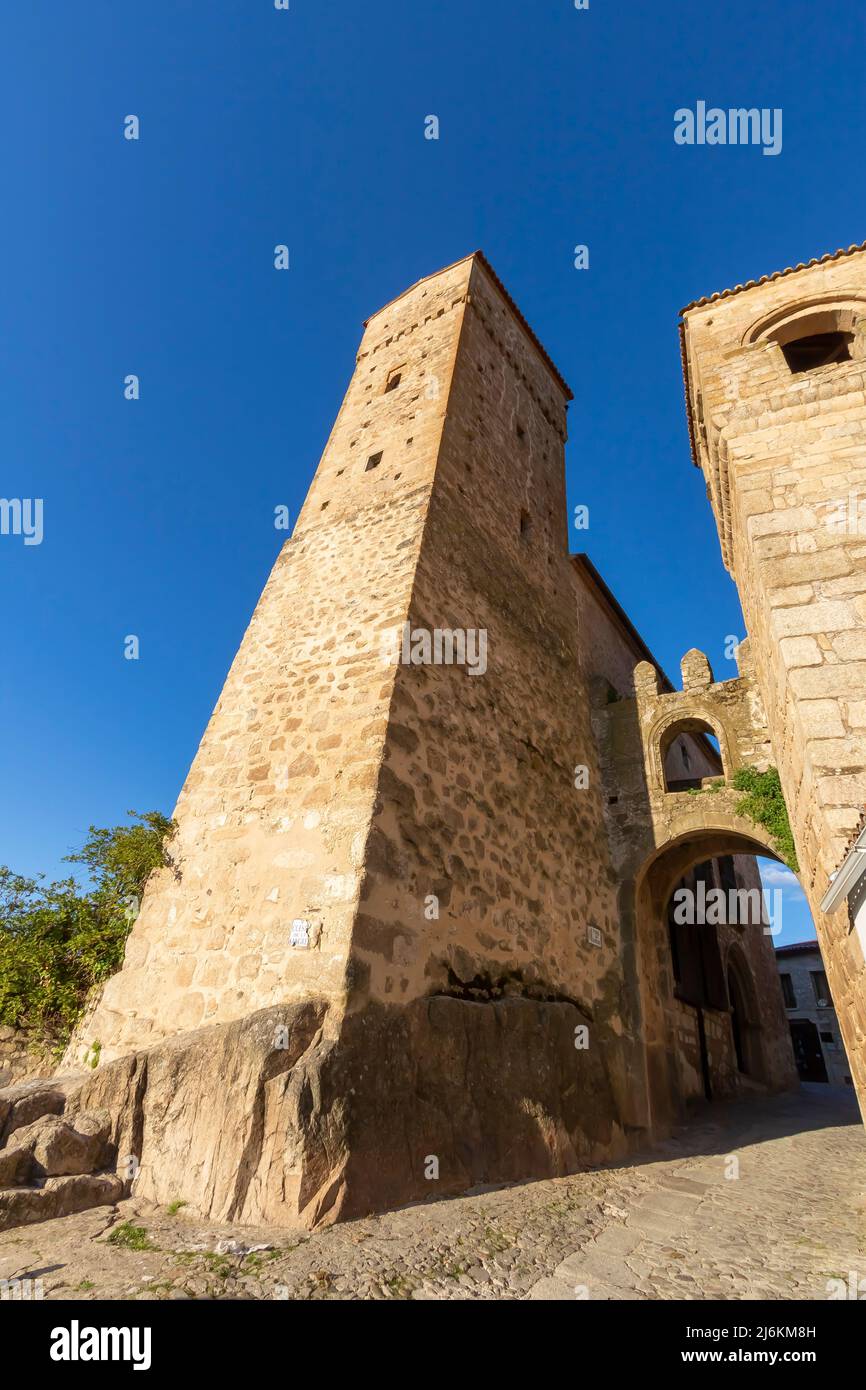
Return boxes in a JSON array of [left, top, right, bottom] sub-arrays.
[[2, 1, 862, 945]]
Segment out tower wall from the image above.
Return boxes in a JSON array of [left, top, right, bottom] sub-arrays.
[[65, 255, 642, 1220], [73, 257, 474, 1062], [681, 248, 866, 1108], [351, 259, 631, 1035]]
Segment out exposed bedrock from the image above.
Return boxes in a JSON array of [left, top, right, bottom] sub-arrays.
[[57, 993, 632, 1230]]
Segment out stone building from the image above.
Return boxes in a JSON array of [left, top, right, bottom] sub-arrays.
[[680, 242, 866, 1110], [11, 247, 855, 1233], [7, 249, 797, 1231], [775, 940, 853, 1087]]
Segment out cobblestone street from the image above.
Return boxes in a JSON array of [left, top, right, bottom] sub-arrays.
[[1, 1084, 863, 1302]]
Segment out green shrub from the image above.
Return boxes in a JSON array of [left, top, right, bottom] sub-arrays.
[[0, 811, 175, 1053], [106, 1221, 157, 1251], [732, 767, 798, 871]]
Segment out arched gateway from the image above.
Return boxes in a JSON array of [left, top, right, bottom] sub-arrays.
[[588, 634, 799, 1135]]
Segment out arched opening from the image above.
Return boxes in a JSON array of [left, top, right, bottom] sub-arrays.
[[746, 300, 863, 374], [631, 821, 800, 1133], [780, 331, 853, 373], [660, 718, 724, 793]]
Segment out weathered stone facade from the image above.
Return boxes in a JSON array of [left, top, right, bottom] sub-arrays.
[[14, 252, 803, 1229], [573, 562, 797, 1127], [0, 1028, 55, 1090], [681, 244, 866, 1114], [775, 940, 854, 1088]]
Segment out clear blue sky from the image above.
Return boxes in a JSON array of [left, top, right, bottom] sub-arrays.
[[2, 1, 862, 948]]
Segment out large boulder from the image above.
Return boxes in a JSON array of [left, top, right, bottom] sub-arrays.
[[0, 1173, 123, 1232], [0, 1143, 31, 1188], [61, 993, 631, 1230], [4, 1110, 113, 1179], [0, 1075, 85, 1145]]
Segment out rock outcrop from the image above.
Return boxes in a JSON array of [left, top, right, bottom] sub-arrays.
[[0, 992, 631, 1234], [0, 1078, 122, 1232], [66, 993, 627, 1229]]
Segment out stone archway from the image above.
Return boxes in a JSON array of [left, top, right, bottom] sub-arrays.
[[591, 641, 799, 1136], [626, 817, 796, 1135]]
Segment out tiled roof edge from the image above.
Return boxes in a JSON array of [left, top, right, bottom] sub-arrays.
[[679, 240, 866, 316]]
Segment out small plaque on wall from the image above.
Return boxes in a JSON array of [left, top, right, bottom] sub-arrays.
[[290, 919, 310, 948]]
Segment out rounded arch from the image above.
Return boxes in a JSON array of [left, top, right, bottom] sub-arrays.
[[743, 294, 866, 346], [626, 820, 789, 1134], [636, 816, 784, 905], [647, 708, 734, 795]]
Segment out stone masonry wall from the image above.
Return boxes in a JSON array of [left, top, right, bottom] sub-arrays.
[[575, 569, 795, 1109], [682, 248, 866, 1111], [69, 258, 475, 1065], [777, 944, 853, 1087], [342, 257, 642, 1127]]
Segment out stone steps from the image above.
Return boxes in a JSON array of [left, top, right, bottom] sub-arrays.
[[0, 1075, 125, 1232]]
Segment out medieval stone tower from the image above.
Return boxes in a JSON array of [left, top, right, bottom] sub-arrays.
[[681, 243, 866, 1109], [68, 253, 652, 1225]]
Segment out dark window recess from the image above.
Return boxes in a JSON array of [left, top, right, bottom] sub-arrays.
[[385, 372, 402, 393], [717, 856, 738, 897], [780, 973, 796, 1008], [365, 452, 383, 472], [820, 1031, 834, 1044], [516, 422, 526, 440], [811, 970, 831, 1006], [520, 510, 531, 539], [781, 331, 854, 374], [668, 863, 728, 1011]]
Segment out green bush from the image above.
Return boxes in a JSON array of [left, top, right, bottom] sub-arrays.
[[0, 811, 175, 1053], [732, 767, 798, 872]]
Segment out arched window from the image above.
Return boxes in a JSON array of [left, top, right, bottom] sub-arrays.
[[660, 718, 724, 792], [747, 301, 863, 375]]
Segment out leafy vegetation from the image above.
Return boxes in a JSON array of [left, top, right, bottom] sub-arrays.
[[106, 1221, 158, 1252], [0, 811, 175, 1053], [686, 779, 725, 795], [732, 767, 798, 871]]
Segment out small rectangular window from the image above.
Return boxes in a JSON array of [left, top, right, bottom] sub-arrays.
[[811, 970, 831, 1007], [781, 332, 853, 374], [384, 367, 404, 393], [780, 973, 796, 1008], [365, 452, 383, 472]]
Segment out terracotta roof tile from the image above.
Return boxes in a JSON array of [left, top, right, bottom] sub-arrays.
[[679, 240, 866, 316]]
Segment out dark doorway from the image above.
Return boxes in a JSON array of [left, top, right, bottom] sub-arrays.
[[789, 1019, 829, 1083]]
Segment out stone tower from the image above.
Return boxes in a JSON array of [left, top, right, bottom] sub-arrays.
[[69, 254, 642, 1224], [680, 242, 866, 1110]]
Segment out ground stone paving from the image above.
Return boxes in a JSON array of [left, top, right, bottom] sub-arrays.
[[0, 1086, 863, 1301]]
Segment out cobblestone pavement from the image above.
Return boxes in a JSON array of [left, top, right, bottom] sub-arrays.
[[1, 1085, 863, 1301]]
